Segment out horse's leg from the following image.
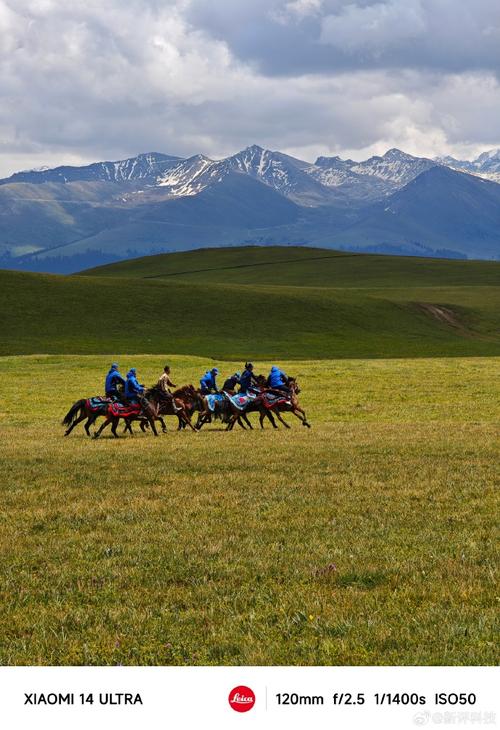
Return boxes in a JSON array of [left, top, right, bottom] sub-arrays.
[[94, 417, 111, 438], [195, 412, 208, 430], [84, 414, 96, 437], [259, 407, 278, 429], [225, 412, 237, 431], [158, 416, 167, 433], [179, 408, 197, 432], [148, 415, 158, 436], [111, 417, 120, 438], [274, 410, 291, 429], [242, 413, 253, 430], [267, 411, 277, 429], [123, 419, 134, 434], [64, 412, 86, 436], [236, 416, 247, 430], [292, 407, 311, 428]]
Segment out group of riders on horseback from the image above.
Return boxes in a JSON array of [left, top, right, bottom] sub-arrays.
[[62, 360, 310, 438]]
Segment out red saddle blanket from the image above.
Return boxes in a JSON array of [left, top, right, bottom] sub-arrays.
[[261, 392, 291, 410], [107, 402, 142, 418]]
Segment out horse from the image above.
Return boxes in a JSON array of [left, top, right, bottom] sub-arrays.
[[195, 390, 236, 430], [62, 396, 113, 436], [223, 386, 278, 431], [171, 385, 205, 430], [62, 383, 128, 436], [126, 385, 201, 434], [93, 388, 163, 438], [257, 377, 311, 429]]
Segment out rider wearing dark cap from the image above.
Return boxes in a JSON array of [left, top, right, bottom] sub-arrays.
[[223, 372, 241, 393], [239, 362, 258, 394]]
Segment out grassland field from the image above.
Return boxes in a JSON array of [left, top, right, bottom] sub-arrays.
[[0, 354, 498, 666], [0, 247, 498, 666]]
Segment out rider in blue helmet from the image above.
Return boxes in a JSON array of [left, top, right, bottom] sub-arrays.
[[105, 362, 125, 399], [200, 367, 219, 394], [125, 368, 145, 404], [267, 365, 288, 393]]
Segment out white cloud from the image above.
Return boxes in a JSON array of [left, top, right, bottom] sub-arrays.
[[0, 0, 499, 177]]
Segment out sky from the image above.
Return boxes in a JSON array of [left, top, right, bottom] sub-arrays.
[[1, 0, 500, 177]]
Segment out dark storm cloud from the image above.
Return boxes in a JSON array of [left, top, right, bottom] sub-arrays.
[[187, 0, 500, 77]]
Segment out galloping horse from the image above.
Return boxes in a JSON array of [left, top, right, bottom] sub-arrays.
[[127, 385, 201, 434], [62, 396, 113, 436], [93, 389, 163, 438], [258, 377, 311, 429], [195, 391, 235, 430]]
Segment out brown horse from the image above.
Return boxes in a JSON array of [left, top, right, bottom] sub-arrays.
[[223, 387, 279, 431], [62, 396, 112, 436], [128, 385, 201, 434], [195, 391, 235, 430], [258, 378, 311, 429], [93, 389, 163, 438]]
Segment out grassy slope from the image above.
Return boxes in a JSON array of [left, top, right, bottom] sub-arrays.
[[0, 354, 498, 665], [81, 245, 500, 287], [2, 246, 500, 358]]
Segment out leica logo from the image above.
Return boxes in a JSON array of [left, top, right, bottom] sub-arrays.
[[228, 686, 256, 712], [232, 693, 252, 704]]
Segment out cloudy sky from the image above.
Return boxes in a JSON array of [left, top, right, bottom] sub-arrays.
[[1, 0, 500, 176]]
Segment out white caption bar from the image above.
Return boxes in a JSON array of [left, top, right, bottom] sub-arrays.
[[0, 666, 497, 730]]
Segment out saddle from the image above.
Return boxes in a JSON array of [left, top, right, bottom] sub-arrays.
[[107, 402, 142, 418], [86, 396, 114, 412], [228, 391, 258, 410], [206, 393, 226, 412], [260, 392, 291, 410]]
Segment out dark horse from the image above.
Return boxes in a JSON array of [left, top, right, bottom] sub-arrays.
[[62, 396, 113, 436], [224, 377, 310, 430], [196, 375, 277, 431], [126, 385, 202, 434], [93, 389, 164, 438]]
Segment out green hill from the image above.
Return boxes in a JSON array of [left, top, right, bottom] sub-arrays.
[[1, 246, 500, 358]]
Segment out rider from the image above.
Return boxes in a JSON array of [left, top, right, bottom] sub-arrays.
[[125, 368, 145, 404], [157, 364, 181, 412], [105, 362, 125, 399], [267, 365, 289, 393], [222, 372, 241, 393], [200, 367, 219, 394], [239, 362, 258, 394]]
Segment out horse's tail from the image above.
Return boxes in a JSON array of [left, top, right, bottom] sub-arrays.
[[62, 399, 86, 427]]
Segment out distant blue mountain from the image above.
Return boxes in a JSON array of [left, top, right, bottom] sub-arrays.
[[0, 146, 499, 271]]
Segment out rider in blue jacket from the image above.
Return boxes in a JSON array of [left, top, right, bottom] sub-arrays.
[[125, 368, 145, 403], [268, 365, 288, 392], [200, 368, 219, 394], [105, 363, 125, 398], [239, 362, 258, 394]]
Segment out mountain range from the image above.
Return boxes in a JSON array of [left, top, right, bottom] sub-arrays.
[[1, 145, 499, 272]]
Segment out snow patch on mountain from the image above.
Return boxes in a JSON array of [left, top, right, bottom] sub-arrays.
[[435, 149, 500, 183]]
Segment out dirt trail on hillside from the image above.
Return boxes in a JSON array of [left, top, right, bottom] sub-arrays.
[[415, 302, 488, 339]]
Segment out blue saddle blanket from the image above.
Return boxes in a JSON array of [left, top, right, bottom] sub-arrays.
[[206, 393, 226, 412], [228, 391, 258, 410]]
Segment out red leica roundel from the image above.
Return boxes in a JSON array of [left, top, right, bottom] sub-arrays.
[[228, 686, 256, 712]]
